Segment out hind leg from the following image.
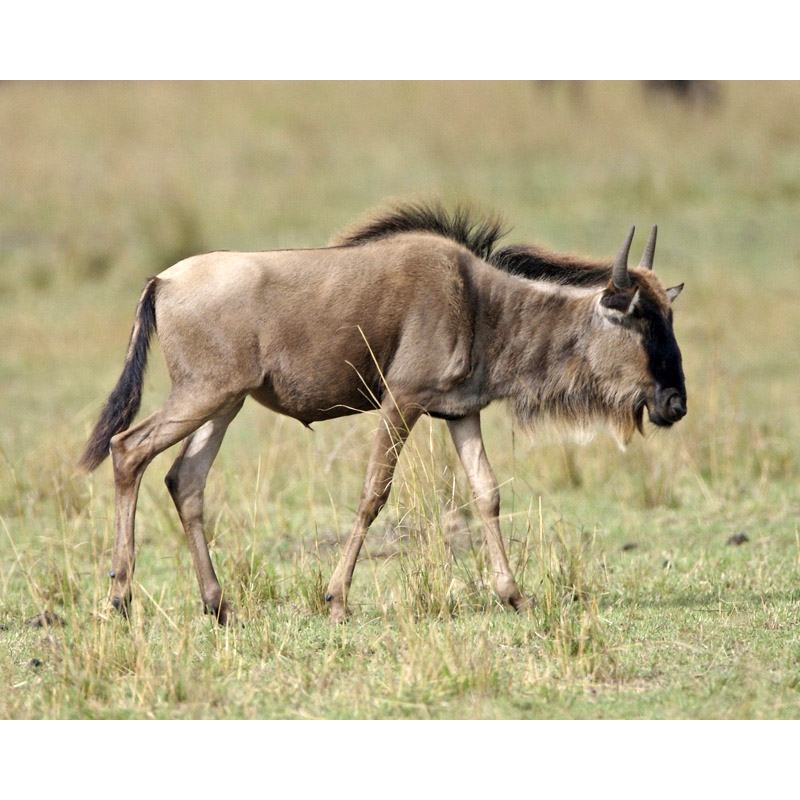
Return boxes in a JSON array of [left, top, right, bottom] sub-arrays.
[[108, 390, 244, 615], [164, 401, 243, 625]]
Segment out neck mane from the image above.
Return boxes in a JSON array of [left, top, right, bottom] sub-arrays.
[[334, 200, 613, 286]]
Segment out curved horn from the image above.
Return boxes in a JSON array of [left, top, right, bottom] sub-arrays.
[[612, 225, 635, 290], [639, 224, 657, 270]]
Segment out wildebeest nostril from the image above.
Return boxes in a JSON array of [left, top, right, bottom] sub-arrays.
[[667, 393, 686, 419]]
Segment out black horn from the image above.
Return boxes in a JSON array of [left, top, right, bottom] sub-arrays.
[[639, 224, 657, 270], [612, 226, 635, 290]]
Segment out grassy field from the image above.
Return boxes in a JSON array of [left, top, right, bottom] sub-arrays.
[[1, 81, 799, 719]]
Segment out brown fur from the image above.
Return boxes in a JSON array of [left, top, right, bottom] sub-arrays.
[[82, 202, 686, 624]]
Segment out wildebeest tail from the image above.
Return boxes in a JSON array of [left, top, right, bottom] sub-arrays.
[[80, 277, 158, 472]]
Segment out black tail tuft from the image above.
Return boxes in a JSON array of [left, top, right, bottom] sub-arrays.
[[80, 278, 158, 472]]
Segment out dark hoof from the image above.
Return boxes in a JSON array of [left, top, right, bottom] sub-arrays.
[[509, 595, 535, 613], [204, 602, 241, 628], [325, 593, 333, 603], [109, 595, 132, 619]]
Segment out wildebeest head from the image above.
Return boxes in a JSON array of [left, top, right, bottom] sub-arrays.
[[597, 225, 687, 435]]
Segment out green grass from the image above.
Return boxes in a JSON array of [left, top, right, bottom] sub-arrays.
[[1, 81, 799, 718]]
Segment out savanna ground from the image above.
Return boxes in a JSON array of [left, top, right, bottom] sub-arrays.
[[1, 81, 799, 719]]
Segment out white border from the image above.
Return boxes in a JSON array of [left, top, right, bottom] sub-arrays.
[[2, 2, 797, 79]]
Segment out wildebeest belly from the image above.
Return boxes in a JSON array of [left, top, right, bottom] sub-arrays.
[[249, 330, 394, 425], [249, 381, 377, 424]]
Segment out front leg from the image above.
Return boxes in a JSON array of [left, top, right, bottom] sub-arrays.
[[325, 403, 421, 622], [447, 414, 530, 611]]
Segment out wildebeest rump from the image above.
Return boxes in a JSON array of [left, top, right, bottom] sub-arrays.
[[81, 202, 687, 624]]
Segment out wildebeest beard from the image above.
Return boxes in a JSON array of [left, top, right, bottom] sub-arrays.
[[507, 367, 648, 449]]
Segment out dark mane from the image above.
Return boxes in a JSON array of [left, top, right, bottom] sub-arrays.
[[489, 245, 612, 286], [335, 200, 613, 286], [333, 201, 506, 261]]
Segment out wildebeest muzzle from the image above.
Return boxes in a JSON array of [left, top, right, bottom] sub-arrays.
[[649, 387, 687, 427]]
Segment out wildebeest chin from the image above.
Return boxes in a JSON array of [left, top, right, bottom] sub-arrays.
[[81, 200, 687, 625]]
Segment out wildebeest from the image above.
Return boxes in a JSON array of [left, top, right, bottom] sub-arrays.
[[81, 202, 686, 624], [643, 80, 721, 108]]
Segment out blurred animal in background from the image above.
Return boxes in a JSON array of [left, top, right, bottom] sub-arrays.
[[643, 80, 721, 108]]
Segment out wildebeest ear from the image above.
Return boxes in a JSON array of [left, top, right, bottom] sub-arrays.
[[666, 283, 684, 303], [601, 287, 640, 317]]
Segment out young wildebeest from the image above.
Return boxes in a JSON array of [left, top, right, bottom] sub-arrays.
[[81, 203, 686, 624]]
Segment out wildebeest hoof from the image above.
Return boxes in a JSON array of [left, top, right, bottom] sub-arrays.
[[204, 602, 240, 628], [326, 592, 350, 623], [109, 595, 132, 618], [328, 601, 348, 624], [509, 595, 535, 613]]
